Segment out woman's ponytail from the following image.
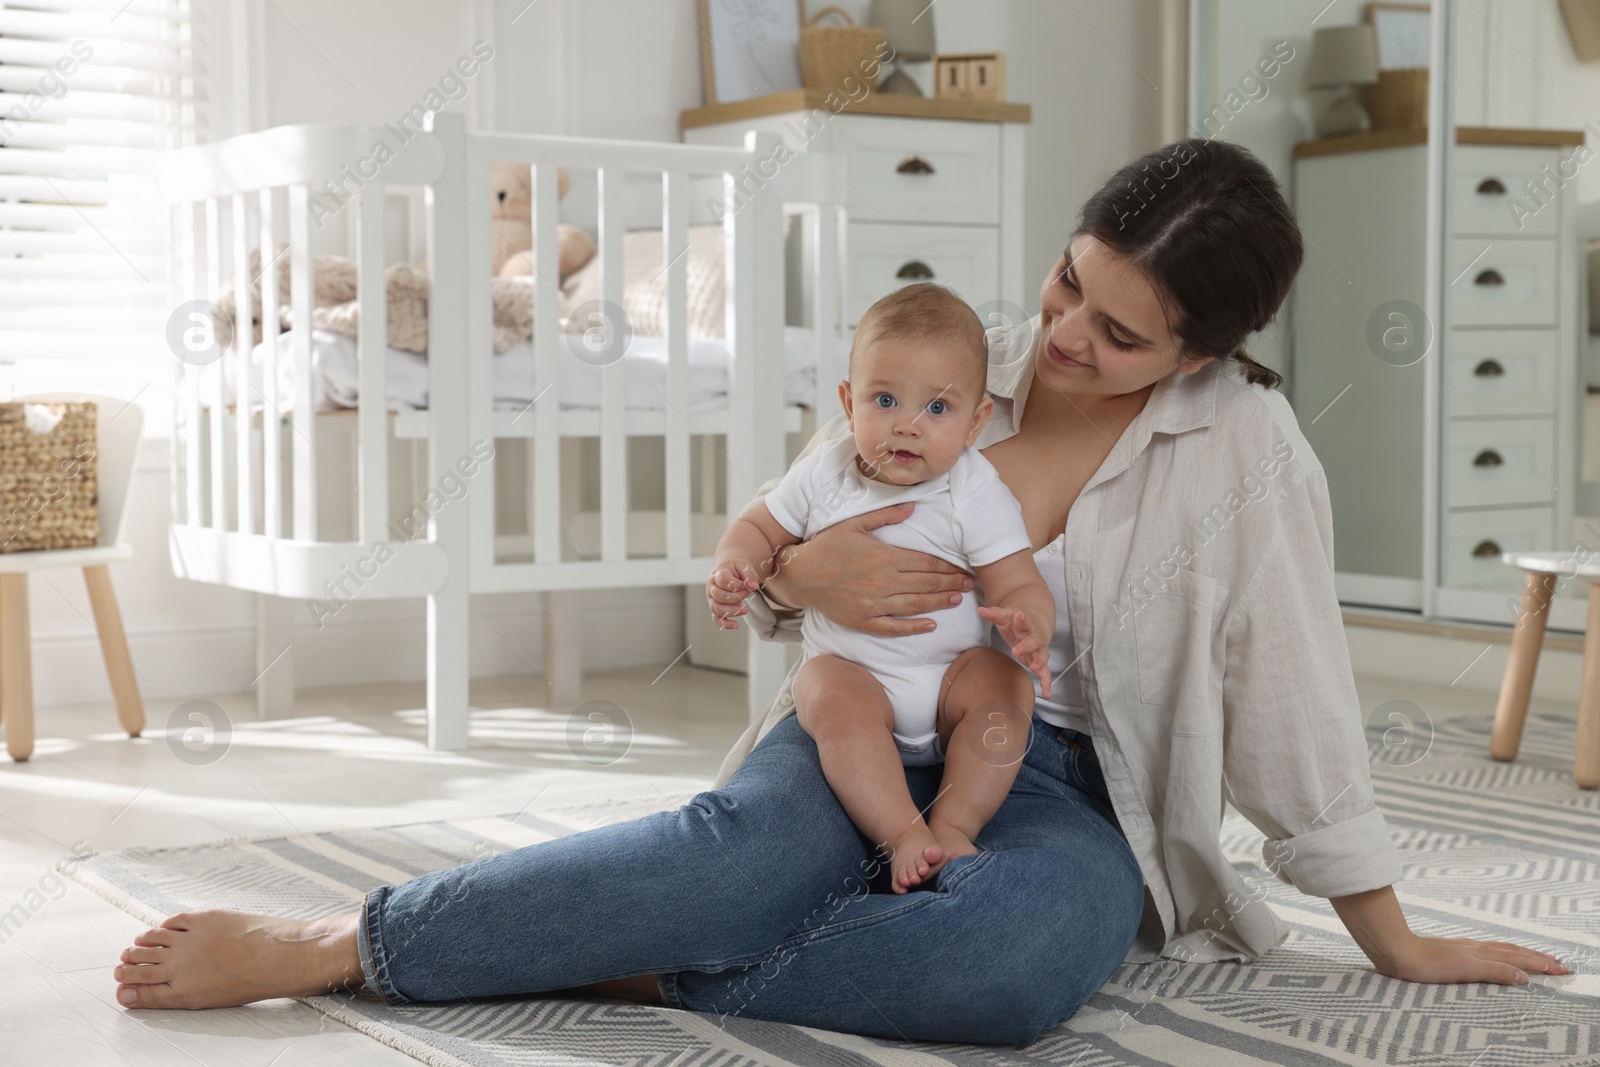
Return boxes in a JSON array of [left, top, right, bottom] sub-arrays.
[[1226, 346, 1283, 389]]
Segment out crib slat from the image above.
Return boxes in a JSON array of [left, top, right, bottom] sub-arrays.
[[206, 197, 226, 531], [722, 173, 756, 519], [531, 162, 562, 566], [812, 204, 844, 423], [232, 193, 255, 535], [260, 188, 282, 539], [662, 170, 690, 562], [289, 185, 318, 541], [168, 202, 181, 525], [748, 148, 788, 520], [597, 166, 627, 563], [356, 187, 388, 543], [182, 202, 201, 528]]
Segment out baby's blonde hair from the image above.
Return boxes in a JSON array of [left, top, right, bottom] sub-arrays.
[[849, 283, 987, 392]]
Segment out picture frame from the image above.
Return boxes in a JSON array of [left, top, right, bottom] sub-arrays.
[[696, 0, 807, 106], [1364, 2, 1431, 70]]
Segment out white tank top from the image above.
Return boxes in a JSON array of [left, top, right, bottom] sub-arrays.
[[989, 531, 1091, 734]]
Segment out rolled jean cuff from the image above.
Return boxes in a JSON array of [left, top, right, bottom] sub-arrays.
[[657, 971, 683, 1009], [358, 886, 405, 1005]]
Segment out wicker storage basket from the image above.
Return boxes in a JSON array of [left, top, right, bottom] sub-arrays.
[[1368, 67, 1428, 130], [0, 401, 98, 553], [799, 6, 886, 95]]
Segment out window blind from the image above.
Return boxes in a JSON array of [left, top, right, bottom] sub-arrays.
[[0, 0, 202, 417]]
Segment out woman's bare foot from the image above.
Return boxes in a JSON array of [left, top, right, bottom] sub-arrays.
[[929, 820, 980, 867], [885, 823, 946, 893], [114, 909, 364, 1009]]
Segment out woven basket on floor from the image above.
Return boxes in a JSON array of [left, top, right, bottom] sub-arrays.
[[1368, 67, 1428, 130], [799, 6, 886, 95], [0, 401, 99, 552]]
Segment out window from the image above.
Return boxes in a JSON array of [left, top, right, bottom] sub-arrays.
[[0, 0, 202, 422]]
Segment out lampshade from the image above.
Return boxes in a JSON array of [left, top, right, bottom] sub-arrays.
[[868, 0, 936, 62], [1307, 25, 1379, 89]]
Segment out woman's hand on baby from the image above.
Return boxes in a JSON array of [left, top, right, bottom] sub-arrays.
[[978, 606, 1052, 699], [765, 502, 975, 636], [706, 559, 765, 629]]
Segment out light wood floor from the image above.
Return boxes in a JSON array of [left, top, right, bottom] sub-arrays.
[[1, 665, 749, 1066], [0, 661, 1574, 1065]]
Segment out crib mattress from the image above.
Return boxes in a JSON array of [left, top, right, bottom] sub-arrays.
[[196, 327, 834, 415]]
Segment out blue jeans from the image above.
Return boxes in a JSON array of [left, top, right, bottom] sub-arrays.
[[357, 713, 1145, 1046]]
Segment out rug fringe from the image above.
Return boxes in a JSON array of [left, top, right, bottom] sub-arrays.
[[67, 864, 173, 929]]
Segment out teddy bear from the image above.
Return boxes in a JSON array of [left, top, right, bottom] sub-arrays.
[[490, 161, 597, 280]]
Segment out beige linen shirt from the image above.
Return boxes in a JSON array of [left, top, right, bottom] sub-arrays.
[[711, 315, 1404, 964]]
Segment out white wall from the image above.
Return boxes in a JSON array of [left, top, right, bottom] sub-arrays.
[[29, 0, 1162, 711], [935, 0, 1165, 306]]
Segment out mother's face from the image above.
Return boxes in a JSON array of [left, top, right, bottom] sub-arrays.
[[1035, 234, 1210, 399]]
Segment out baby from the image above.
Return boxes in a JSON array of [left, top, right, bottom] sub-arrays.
[[707, 283, 1053, 893]]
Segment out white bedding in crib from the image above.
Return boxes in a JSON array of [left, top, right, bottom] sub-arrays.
[[199, 327, 835, 414]]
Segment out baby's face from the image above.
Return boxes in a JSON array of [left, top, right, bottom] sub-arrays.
[[841, 333, 993, 486]]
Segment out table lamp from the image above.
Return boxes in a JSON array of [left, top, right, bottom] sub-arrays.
[[868, 0, 935, 96], [1308, 25, 1380, 137]]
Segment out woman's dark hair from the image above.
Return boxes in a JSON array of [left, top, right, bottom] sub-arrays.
[[1076, 138, 1302, 389]]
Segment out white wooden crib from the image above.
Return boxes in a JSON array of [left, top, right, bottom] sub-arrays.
[[161, 113, 847, 748]]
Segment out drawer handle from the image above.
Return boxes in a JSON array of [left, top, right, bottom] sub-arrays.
[[1476, 177, 1507, 195], [896, 260, 935, 280], [1472, 358, 1505, 377], [1472, 539, 1503, 558], [1472, 449, 1503, 468], [896, 154, 935, 175], [1474, 268, 1505, 287]]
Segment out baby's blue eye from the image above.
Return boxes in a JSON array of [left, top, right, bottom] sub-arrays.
[[927, 399, 949, 416], [873, 393, 895, 409]]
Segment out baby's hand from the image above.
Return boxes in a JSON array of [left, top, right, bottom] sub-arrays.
[[978, 606, 1052, 699], [707, 559, 764, 630]]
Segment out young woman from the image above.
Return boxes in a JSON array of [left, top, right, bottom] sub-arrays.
[[113, 139, 1565, 1046]]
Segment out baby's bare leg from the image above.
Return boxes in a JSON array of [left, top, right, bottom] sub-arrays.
[[794, 655, 944, 893], [928, 647, 1037, 860]]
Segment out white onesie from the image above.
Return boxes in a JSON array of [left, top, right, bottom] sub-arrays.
[[765, 436, 1033, 766]]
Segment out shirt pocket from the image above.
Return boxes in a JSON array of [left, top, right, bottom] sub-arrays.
[[1132, 568, 1220, 731]]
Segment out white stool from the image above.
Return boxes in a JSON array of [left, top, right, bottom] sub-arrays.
[[1492, 551, 1600, 789]]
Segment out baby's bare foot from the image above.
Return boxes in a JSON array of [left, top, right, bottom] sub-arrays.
[[885, 823, 946, 893], [929, 821, 980, 867], [114, 909, 363, 1009]]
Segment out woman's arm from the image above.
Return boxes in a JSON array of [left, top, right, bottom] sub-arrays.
[[1331, 886, 1564, 983], [1220, 461, 1562, 984], [760, 502, 976, 637]]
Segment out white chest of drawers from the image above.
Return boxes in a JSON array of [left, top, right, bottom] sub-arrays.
[[1292, 128, 1586, 625], [682, 93, 1029, 330], [1437, 140, 1577, 604]]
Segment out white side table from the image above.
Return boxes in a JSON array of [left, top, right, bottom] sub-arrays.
[[1492, 551, 1600, 788]]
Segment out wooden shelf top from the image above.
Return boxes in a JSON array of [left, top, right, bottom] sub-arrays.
[[1293, 125, 1586, 159], [681, 90, 1031, 130]]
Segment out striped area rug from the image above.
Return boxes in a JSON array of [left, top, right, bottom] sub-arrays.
[[72, 713, 1600, 1067]]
